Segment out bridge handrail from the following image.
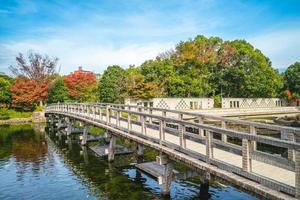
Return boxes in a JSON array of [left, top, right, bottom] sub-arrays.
[[46, 103, 300, 150], [48, 102, 300, 133]]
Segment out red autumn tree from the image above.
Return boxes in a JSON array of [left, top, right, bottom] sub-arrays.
[[63, 67, 98, 102], [9, 52, 58, 107], [11, 77, 48, 109]]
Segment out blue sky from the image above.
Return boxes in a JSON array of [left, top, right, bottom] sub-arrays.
[[0, 0, 299, 74]]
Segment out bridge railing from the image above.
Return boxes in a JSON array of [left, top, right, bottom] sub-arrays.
[[100, 103, 300, 162], [46, 103, 300, 197]]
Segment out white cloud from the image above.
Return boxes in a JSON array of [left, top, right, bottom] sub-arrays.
[[1, 38, 173, 75], [248, 28, 300, 69]]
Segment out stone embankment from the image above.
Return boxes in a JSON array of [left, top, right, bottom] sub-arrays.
[[0, 111, 46, 125]]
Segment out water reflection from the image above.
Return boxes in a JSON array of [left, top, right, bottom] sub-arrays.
[[0, 124, 257, 200]]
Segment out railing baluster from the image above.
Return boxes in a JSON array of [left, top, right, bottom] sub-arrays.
[[159, 120, 165, 145], [141, 115, 146, 135], [198, 116, 204, 137], [99, 107, 102, 120], [106, 106, 109, 124], [250, 125, 257, 151], [127, 113, 132, 131], [117, 111, 121, 127], [221, 121, 227, 142], [149, 109, 153, 124], [179, 124, 186, 149]]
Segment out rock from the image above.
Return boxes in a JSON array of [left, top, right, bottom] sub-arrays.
[[32, 111, 46, 123]]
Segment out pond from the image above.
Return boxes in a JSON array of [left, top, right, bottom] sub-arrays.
[[0, 123, 257, 200]]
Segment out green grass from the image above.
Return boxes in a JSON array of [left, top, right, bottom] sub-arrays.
[[0, 109, 32, 120], [89, 127, 105, 136]]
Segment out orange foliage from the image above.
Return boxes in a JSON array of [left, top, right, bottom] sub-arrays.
[[11, 77, 49, 107], [284, 90, 293, 100], [63, 68, 97, 101]]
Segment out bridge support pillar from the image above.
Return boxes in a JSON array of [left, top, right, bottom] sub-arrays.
[[67, 135, 72, 150], [221, 121, 227, 143], [157, 154, 173, 196], [56, 118, 63, 129], [137, 144, 144, 156], [199, 172, 210, 199], [137, 144, 144, 163], [81, 146, 89, 164], [108, 135, 116, 162], [81, 125, 89, 146], [65, 117, 73, 136]]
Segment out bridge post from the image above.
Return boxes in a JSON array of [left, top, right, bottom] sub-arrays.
[[159, 120, 165, 145], [281, 130, 295, 161], [141, 115, 146, 135], [117, 111, 121, 127], [199, 172, 210, 199], [242, 138, 252, 172], [149, 109, 153, 124], [81, 124, 89, 146], [221, 121, 227, 143], [249, 125, 257, 151], [294, 133, 300, 198], [99, 106, 102, 120], [106, 106, 110, 124], [108, 135, 116, 162], [179, 124, 186, 149], [127, 113, 132, 131], [92, 105, 96, 118], [137, 107, 141, 121], [198, 116, 204, 137], [206, 130, 213, 162]]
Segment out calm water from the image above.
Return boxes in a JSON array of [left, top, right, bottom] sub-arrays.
[[0, 124, 257, 200]]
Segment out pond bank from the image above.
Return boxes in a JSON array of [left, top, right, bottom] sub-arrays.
[[0, 111, 46, 125], [0, 117, 32, 125]]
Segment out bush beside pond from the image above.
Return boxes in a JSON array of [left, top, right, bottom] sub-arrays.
[[0, 109, 32, 120]]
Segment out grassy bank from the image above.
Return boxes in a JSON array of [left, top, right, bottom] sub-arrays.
[[0, 109, 32, 120]]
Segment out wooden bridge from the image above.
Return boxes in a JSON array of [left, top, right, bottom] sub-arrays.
[[45, 103, 300, 200]]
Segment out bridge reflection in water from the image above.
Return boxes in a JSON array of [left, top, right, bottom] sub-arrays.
[[45, 103, 300, 200]]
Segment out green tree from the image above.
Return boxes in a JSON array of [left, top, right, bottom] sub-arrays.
[[140, 59, 175, 96], [99, 65, 125, 103], [219, 40, 282, 97], [125, 67, 160, 99], [0, 73, 13, 107], [47, 78, 69, 103], [170, 35, 222, 97], [284, 61, 300, 99]]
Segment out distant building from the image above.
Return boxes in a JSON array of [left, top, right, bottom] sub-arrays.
[[125, 97, 295, 110], [221, 98, 288, 109], [124, 98, 214, 110]]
